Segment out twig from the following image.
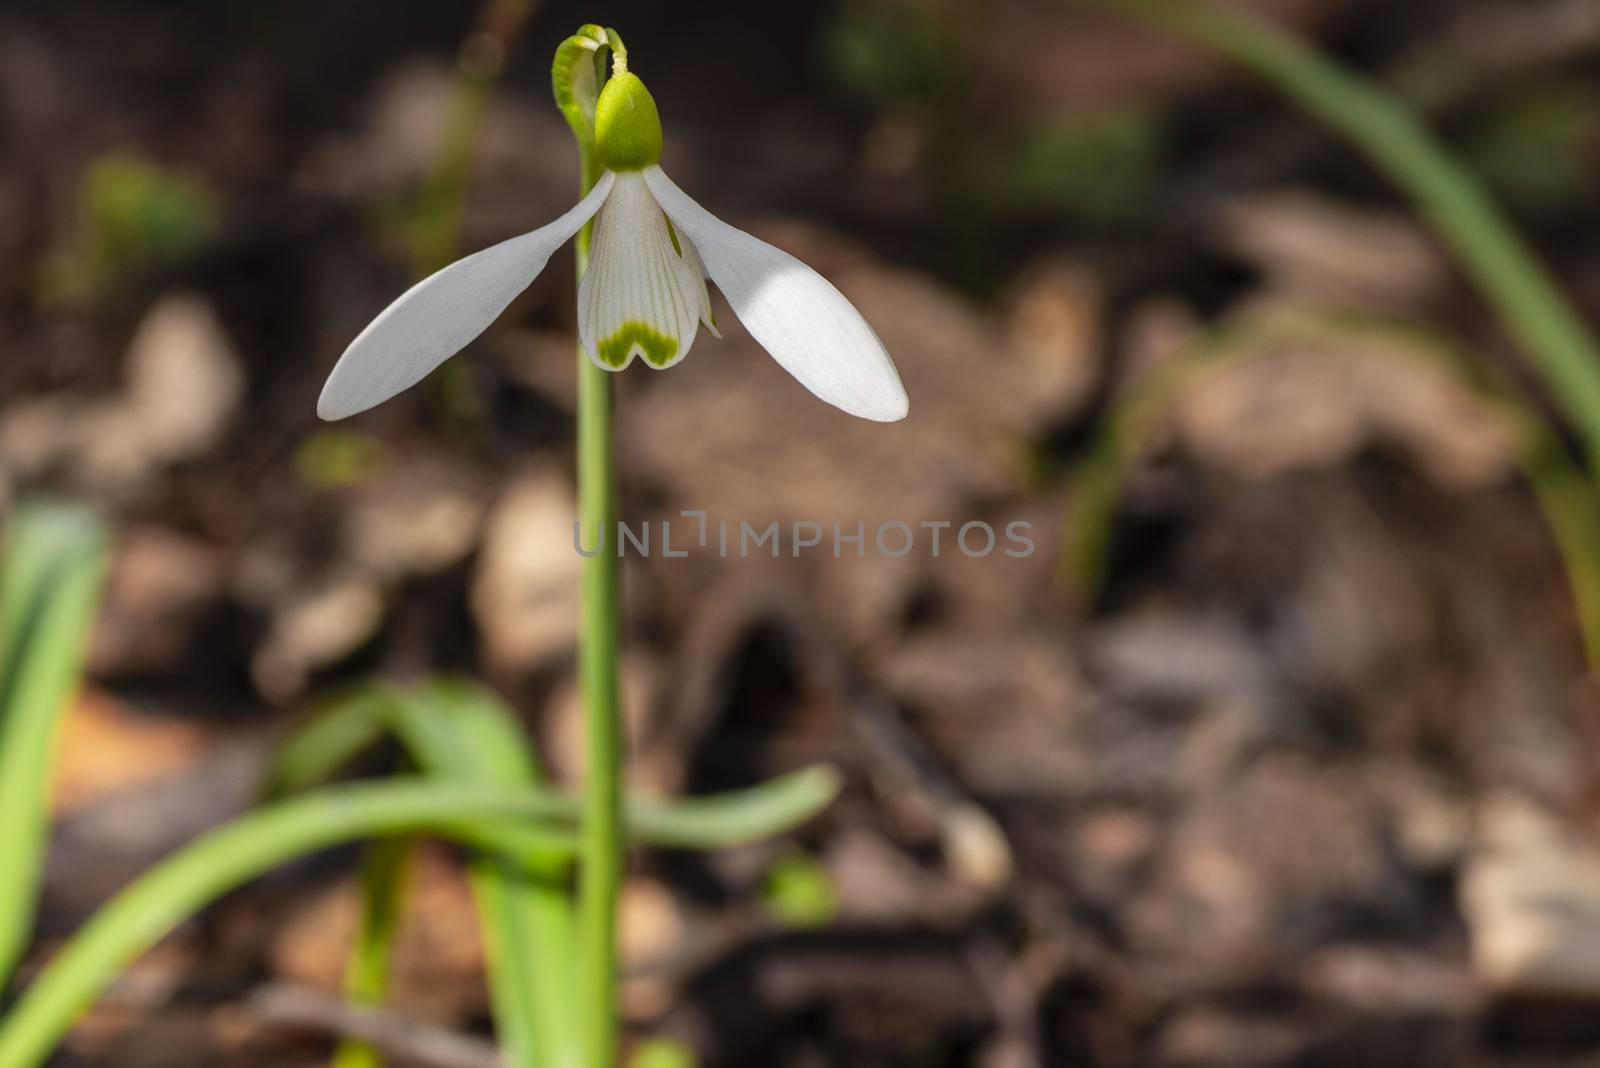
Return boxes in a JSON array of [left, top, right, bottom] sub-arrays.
[[966, 936, 1045, 1068], [851, 692, 1016, 891], [249, 983, 503, 1068], [1410, 0, 1600, 99], [668, 580, 1015, 890]]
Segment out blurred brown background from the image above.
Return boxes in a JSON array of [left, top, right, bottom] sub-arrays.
[[7, 0, 1600, 1065]]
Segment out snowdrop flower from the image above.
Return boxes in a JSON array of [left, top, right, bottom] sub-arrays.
[[318, 63, 907, 423]]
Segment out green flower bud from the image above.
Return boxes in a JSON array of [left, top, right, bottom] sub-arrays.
[[595, 72, 663, 172]]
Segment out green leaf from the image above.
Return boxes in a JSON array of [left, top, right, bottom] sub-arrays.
[[1059, 307, 1600, 669], [293, 430, 387, 489], [268, 679, 576, 1068], [628, 766, 842, 848], [396, 680, 579, 1068], [333, 836, 411, 1068], [0, 502, 108, 993], [0, 781, 568, 1068], [1091, 0, 1600, 473], [1004, 110, 1163, 224], [261, 684, 396, 799], [41, 156, 217, 305], [1468, 83, 1600, 215], [0, 770, 842, 1068], [762, 850, 838, 929], [818, 1, 959, 107], [629, 1038, 698, 1068]]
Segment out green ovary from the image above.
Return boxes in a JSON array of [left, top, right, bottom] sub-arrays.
[[598, 321, 678, 368]]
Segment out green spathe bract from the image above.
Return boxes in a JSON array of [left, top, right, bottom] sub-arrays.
[[595, 72, 663, 171]]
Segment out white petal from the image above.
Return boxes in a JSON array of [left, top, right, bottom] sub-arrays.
[[579, 171, 699, 371], [642, 165, 907, 422], [318, 172, 616, 420], [674, 229, 721, 338]]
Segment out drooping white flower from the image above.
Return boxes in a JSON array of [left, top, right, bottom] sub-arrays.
[[318, 70, 907, 423]]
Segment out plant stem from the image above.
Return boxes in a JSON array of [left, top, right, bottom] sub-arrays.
[[410, 0, 539, 433], [334, 837, 410, 1068], [574, 137, 623, 1067], [1088, 0, 1600, 471], [409, 0, 541, 278]]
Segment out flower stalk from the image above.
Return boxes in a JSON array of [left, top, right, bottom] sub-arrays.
[[575, 180, 624, 1068], [555, 26, 626, 1065]]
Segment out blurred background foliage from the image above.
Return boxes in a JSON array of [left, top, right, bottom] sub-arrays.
[[41, 157, 217, 307]]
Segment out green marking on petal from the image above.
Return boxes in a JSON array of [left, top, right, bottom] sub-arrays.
[[599, 321, 678, 368]]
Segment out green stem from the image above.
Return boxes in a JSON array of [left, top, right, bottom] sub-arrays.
[[575, 120, 623, 1068], [334, 837, 411, 1068], [411, 0, 540, 432], [550, 29, 624, 1063], [1089, 0, 1600, 470], [409, 0, 542, 277]]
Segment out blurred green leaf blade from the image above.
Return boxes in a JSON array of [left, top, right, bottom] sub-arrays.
[[0, 502, 109, 992]]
